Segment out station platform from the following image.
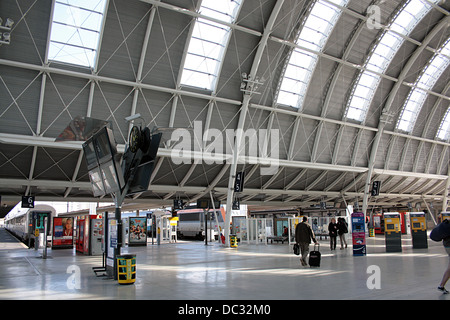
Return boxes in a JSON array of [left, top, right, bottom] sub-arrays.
[[0, 227, 448, 301]]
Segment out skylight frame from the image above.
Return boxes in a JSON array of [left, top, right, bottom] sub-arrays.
[[396, 38, 450, 134], [179, 0, 243, 92], [276, 0, 349, 110], [437, 108, 450, 142], [344, 0, 439, 123], [47, 0, 108, 69]]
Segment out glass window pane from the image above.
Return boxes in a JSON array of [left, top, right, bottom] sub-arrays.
[[284, 64, 310, 81], [276, 0, 349, 109], [181, 70, 215, 90], [277, 91, 300, 107], [180, 0, 242, 91], [48, 42, 94, 67], [345, 0, 439, 123], [279, 78, 305, 94], [188, 38, 223, 60], [437, 108, 450, 141], [397, 38, 450, 133], [347, 107, 364, 122], [48, 0, 107, 68]]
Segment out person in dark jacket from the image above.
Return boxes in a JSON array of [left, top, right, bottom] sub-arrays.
[[438, 235, 450, 294], [295, 216, 317, 266], [328, 218, 338, 250], [337, 217, 348, 249]]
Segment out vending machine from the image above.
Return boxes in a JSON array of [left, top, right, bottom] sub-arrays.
[[441, 212, 450, 222], [76, 218, 87, 253], [351, 212, 366, 256], [89, 218, 103, 255], [384, 212, 402, 252], [76, 215, 103, 255], [410, 212, 427, 249]]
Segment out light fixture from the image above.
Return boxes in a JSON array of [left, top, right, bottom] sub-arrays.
[[0, 17, 14, 45], [2, 32, 10, 42], [5, 18, 14, 28]]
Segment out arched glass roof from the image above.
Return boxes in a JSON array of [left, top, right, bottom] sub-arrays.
[[345, 0, 440, 123], [437, 107, 450, 142], [276, 0, 349, 109], [180, 0, 242, 91], [397, 37, 450, 134]]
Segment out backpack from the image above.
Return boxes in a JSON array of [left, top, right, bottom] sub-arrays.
[[338, 220, 348, 235], [430, 220, 450, 242]]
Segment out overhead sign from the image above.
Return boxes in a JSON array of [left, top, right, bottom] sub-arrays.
[[234, 171, 245, 192], [21, 196, 35, 208], [371, 181, 381, 196], [173, 199, 183, 210]]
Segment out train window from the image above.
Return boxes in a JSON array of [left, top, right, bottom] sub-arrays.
[[179, 213, 201, 221]]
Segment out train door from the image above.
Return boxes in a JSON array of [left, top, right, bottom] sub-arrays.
[[27, 213, 36, 247]]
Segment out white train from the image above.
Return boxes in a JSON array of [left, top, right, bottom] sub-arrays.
[[4, 204, 57, 246], [177, 208, 225, 240]]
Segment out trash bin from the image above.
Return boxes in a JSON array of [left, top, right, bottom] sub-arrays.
[[230, 235, 238, 248], [117, 254, 136, 285]]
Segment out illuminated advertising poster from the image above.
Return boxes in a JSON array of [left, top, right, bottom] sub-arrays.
[[129, 217, 147, 246], [351, 212, 366, 256], [52, 217, 74, 248]]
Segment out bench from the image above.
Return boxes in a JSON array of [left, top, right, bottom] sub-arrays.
[[266, 236, 288, 244]]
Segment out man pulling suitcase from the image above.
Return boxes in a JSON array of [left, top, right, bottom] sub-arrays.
[[295, 217, 318, 267]]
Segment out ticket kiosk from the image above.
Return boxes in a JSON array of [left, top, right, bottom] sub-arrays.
[[384, 212, 401, 252], [441, 212, 450, 222], [351, 212, 366, 256], [410, 212, 427, 249]]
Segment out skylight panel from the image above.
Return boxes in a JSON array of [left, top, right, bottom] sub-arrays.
[[276, 0, 349, 109], [345, 0, 438, 123], [180, 0, 242, 91], [396, 38, 450, 133], [47, 0, 108, 69], [437, 108, 450, 141]]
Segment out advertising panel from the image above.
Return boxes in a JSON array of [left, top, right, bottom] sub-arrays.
[[351, 212, 366, 256], [52, 217, 74, 248], [129, 217, 147, 246]]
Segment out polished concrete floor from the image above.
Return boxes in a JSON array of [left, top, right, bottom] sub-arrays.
[[0, 228, 449, 300]]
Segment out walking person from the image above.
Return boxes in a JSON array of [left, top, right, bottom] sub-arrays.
[[328, 218, 338, 250], [295, 216, 318, 266], [337, 217, 348, 249], [438, 234, 450, 294]]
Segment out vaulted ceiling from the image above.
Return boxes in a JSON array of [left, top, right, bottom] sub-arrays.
[[0, 0, 449, 217]]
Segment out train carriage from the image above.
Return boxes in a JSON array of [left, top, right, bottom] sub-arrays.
[[177, 208, 225, 239], [5, 204, 57, 246]]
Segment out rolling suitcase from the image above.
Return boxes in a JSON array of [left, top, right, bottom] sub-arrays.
[[309, 243, 321, 267]]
